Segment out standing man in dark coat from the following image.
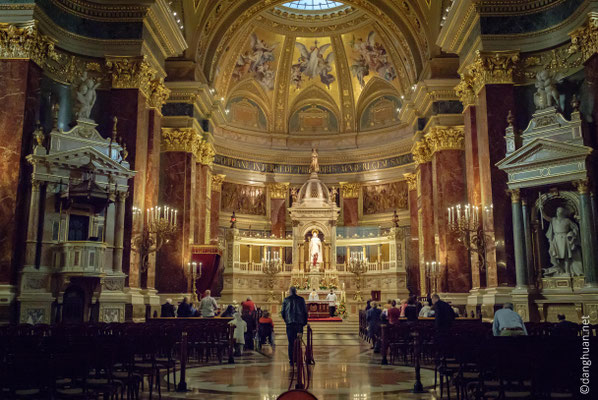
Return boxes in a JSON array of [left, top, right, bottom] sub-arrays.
[[160, 298, 175, 317], [366, 301, 382, 352], [281, 286, 308, 365], [177, 297, 192, 318], [432, 294, 454, 332]]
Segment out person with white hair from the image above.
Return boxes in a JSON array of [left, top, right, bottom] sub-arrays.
[[160, 298, 175, 317], [492, 302, 528, 336], [229, 311, 247, 356]]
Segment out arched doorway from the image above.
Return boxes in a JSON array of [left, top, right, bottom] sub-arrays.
[[62, 285, 86, 323]]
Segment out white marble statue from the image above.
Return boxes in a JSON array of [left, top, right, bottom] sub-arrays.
[[309, 148, 320, 173], [534, 69, 560, 110], [309, 230, 322, 267], [76, 72, 100, 121], [544, 206, 583, 276]]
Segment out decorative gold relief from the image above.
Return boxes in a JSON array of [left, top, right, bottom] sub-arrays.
[[340, 182, 360, 199], [425, 126, 465, 154], [268, 183, 290, 199], [455, 73, 476, 106], [569, 12, 598, 63], [403, 173, 417, 191], [148, 78, 171, 109], [411, 139, 432, 165], [160, 128, 202, 156], [574, 179, 589, 195], [463, 50, 520, 95], [198, 141, 215, 167], [211, 174, 226, 192], [0, 22, 58, 66], [363, 181, 408, 214], [508, 188, 521, 203], [105, 56, 156, 97]]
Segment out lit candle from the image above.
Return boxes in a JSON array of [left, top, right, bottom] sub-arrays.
[[174, 209, 178, 226], [456, 204, 461, 220], [147, 208, 150, 222], [199, 262, 202, 275]]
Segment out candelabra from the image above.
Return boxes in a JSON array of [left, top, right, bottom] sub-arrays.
[[132, 206, 178, 273], [425, 261, 440, 295], [447, 203, 492, 272], [187, 261, 203, 303], [262, 250, 281, 301], [348, 251, 367, 302]]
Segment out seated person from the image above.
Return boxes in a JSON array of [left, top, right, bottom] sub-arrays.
[[220, 304, 235, 318], [552, 314, 579, 337], [258, 311, 275, 347]]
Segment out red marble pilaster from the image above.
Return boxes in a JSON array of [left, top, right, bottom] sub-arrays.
[[418, 163, 435, 293], [210, 187, 221, 244], [0, 60, 41, 284], [110, 89, 150, 289], [432, 150, 470, 293], [195, 164, 210, 244], [157, 152, 196, 293], [407, 187, 420, 295], [271, 198, 286, 237], [463, 105, 484, 288], [342, 198, 359, 226], [476, 85, 516, 287], [142, 108, 161, 289]]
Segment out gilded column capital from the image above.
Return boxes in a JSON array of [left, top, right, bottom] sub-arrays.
[[403, 173, 417, 191], [148, 77, 171, 109], [411, 139, 432, 165], [211, 174, 226, 192], [455, 73, 476, 106], [105, 56, 156, 97], [569, 12, 598, 63], [425, 126, 465, 155], [340, 182, 360, 199], [508, 188, 521, 203], [268, 183, 290, 199], [197, 141, 215, 167], [0, 22, 58, 66], [466, 50, 520, 94], [161, 127, 202, 156], [574, 179, 590, 195]]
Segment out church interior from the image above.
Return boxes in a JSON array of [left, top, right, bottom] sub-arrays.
[[1, 0, 598, 399]]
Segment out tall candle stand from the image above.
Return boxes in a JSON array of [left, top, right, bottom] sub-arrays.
[[425, 261, 440, 295], [348, 251, 367, 302], [262, 250, 281, 301], [187, 261, 203, 303], [132, 206, 178, 273], [447, 203, 492, 272]]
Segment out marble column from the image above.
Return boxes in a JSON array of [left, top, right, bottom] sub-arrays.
[[24, 180, 42, 268], [210, 175, 225, 244], [340, 183, 359, 226], [195, 162, 212, 245], [575, 180, 598, 286], [510, 189, 528, 289], [417, 162, 435, 293], [521, 199, 534, 287], [476, 84, 516, 287], [404, 174, 420, 294], [113, 192, 127, 274], [268, 183, 289, 238], [0, 59, 41, 285]]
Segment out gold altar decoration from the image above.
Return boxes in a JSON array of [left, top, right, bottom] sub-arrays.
[[132, 206, 178, 273], [106, 55, 156, 97], [319, 270, 340, 290], [291, 270, 309, 290], [262, 251, 281, 301], [447, 203, 493, 272], [211, 174, 226, 192], [403, 173, 417, 191], [425, 126, 465, 154], [0, 22, 58, 67], [569, 12, 598, 63], [411, 138, 432, 165], [348, 252, 367, 302], [161, 128, 203, 156], [340, 182, 360, 199], [268, 183, 290, 200]]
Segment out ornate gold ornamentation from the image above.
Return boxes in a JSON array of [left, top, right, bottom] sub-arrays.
[[0, 22, 58, 66], [105, 56, 156, 97], [569, 12, 598, 63], [425, 126, 465, 154], [464, 50, 521, 94], [198, 140, 215, 167], [403, 173, 417, 191], [148, 78, 171, 109], [268, 183, 289, 200], [340, 182, 360, 199], [411, 139, 432, 165], [509, 188, 521, 203], [574, 179, 590, 195], [455, 73, 476, 106], [211, 174, 226, 192], [160, 128, 202, 156]]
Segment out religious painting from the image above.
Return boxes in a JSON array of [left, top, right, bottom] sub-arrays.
[[221, 182, 266, 216], [289, 104, 338, 133], [232, 32, 279, 91], [360, 95, 401, 131], [290, 38, 336, 90], [362, 181, 408, 215], [226, 97, 267, 130], [347, 31, 397, 88]]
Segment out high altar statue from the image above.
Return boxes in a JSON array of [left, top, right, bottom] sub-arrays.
[[309, 230, 322, 267]]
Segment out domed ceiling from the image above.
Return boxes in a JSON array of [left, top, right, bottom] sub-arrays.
[[210, 0, 425, 136]]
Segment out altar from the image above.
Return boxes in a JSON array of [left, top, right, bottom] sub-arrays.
[[306, 301, 331, 319]]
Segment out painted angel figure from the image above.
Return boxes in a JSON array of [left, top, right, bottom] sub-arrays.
[[249, 33, 277, 73], [76, 72, 100, 121], [294, 40, 335, 87]]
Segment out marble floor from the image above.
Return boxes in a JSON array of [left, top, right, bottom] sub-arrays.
[[151, 343, 438, 400]]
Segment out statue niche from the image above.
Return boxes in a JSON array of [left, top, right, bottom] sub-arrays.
[[539, 197, 583, 277]]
